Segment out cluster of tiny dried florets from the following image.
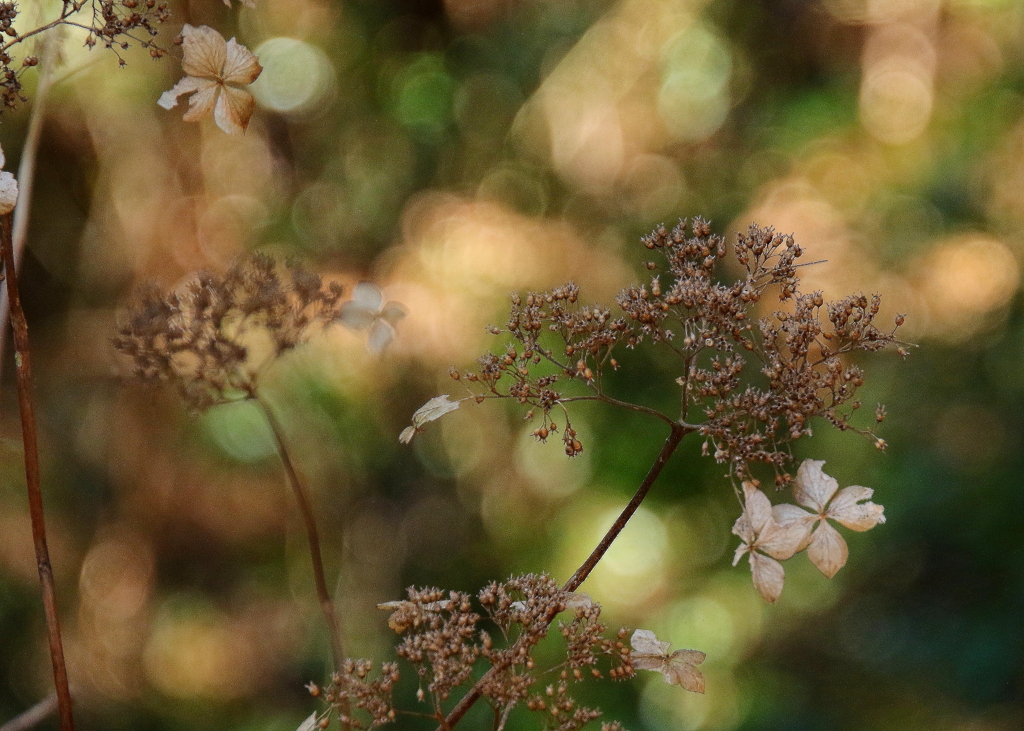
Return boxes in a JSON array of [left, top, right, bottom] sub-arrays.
[[313, 575, 641, 730], [307, 661, 399, 730], [113, 254, 346, 411], [447, 217, 904, 482], [0, 2, 171, 111]]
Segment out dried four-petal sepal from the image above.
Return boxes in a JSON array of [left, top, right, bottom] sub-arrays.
[[628, 629, 705, 694], [769, 459, 886, 578], [158, 24, 263, 134], [114, 255, 347, 412]]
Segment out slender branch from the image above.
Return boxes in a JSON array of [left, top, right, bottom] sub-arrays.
[[1, 214, 74, 731], [254, 396, 351, 731], [437, 421, 690, 730]]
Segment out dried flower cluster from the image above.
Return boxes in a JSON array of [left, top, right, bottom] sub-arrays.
[[414, 217, 904, 484], [309, 574, 693, 731], [401, 218, 903, 604], [0, 1, 171, 110], [113, 254, 348, 411]]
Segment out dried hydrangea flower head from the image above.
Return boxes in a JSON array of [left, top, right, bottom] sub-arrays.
[[310, 574, 646, 731], [113, 254, 345, 411], [405, 217, 904, 484]]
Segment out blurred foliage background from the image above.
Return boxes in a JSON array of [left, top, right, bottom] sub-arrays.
[[0, 0, 1022, 729]]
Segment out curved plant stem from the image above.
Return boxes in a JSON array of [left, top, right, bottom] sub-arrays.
[[437, 422, 691, 730], [1, 214, 74, 731], [255, 396, 351, 730]]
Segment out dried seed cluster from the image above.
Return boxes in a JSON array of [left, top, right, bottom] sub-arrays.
[[0, 2, 170, 111], [318, 575, 634, 730], [450, 218, 904, 483], [308, 660, 399, 730], [113, 254, 346, 411]]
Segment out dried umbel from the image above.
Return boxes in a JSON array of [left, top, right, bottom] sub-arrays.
[[309, 575, 666, 731], [416, 217, 905, 485], [113, 254, 346, 411]]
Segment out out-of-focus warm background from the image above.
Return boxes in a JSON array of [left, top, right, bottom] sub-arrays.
[[1, 0, 1022, 729]]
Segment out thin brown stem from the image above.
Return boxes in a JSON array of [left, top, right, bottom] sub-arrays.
[[437, 421, 690, 730], [254, 396, 351, 730], [1, 214, 74, 731]]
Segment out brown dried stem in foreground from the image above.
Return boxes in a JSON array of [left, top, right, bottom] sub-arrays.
[[1, 214, 74, 731]]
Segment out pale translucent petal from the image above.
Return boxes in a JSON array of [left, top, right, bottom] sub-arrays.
[[367, 320, 395, 354], [0, 172, 18, 215], [380, 300, 408, 326], [182, 83, 220, 122], [793, 459, 839, 512], [398, 426, 417, 444], [222, 37, 263, 85], [731, 512, 754, 544], [351, 281, 384, 311], [828, 486, 886, 531], [339, 302, 377, 330], [410, 394, 461, 428], [180, 24, 227, 80], [214, 84, 256, 134], [157, 75, 213, 110], [772, 503, 816, 552], [296, 713, 318, 731], [0, 143, 7, 169], [807, 521, 849, 578], [742, 482, 773, 533], [749, 551, 785, 603], [630, 629, 670, 656], [563, 592, 594, 611], [732, 541, 749, 567]]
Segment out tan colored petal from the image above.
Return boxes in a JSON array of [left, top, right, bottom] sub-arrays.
[[793, 459, 839, 513], [827, 486, 886, 531], [665, 650, 706, 693], [214, 84, 256, 134], [758, 515, 814, 560], [807, 521, 849, 578], [222, 37, 263, 85], [157, 75, 214, 111], [772, 503, 816, 552], [181, 82, 220, 122], [180, 24, 228, 80], [749, 551, 785, 603], [0, 171, 18, 215]]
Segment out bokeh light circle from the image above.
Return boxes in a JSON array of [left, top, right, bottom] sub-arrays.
[[251, 37, 336, 115]]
